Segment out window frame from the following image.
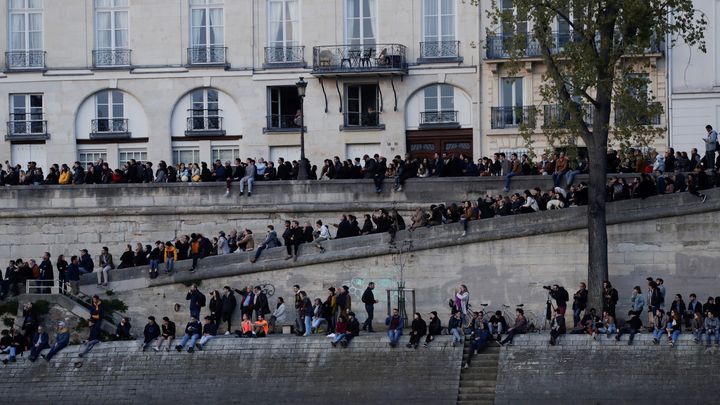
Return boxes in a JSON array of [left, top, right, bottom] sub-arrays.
[[422, 0, 456, 43], [94, 0, 129, 51], [8, 0, 44, 52], [344, 0, 377, 46]]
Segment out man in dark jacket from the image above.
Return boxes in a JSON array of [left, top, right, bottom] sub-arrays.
[[112, 317, 132, 340], [615, 311, 643, 345], [71, 161, 85, 184], [361, 282, 378, 333], [186, 284, 205, 319], [27, 325, 49, 362], [334, 311, 360, 348], [78, 318, 103, 358], [142, 316, 161, 351], [197, 316, 218, 350], [155, 317, 176, 352], [602, 280, 619, 319], [253, 286, 270, 321], [251, 225, 281, 263], [175, 316, 202, 353], [372, 154, 386, 193], [424, 311, 443, 347], [284, 221, 304, 262], [362, 155, 376, 179], [572, 282, 588, 327], [66, 256, 81, 295], [300, 291, 314, 337], [221, 286, 237, 333], [78, 249, 94, 274], [39, 252, 54, 294]]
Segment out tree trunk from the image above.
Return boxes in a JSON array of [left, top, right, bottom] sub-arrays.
[[585, 134, 609, 313]]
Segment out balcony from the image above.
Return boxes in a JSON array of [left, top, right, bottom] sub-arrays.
[[312, 44, 407, 77], [543, 104, 594, 128], [486, 32, 664, 60], [5, 50, 46, 71], [90, 118, 131, 139], [185, 109, 225, 136], [187, 46, 227, 66], [341, 111, 384, 131], [93, 49, 132, 68], [419, 110, 460, 130], [6, 115, 49, 141], [614, 103, 662, 126], [490, 106, 536, 129], [264, 114, 306, 133], [418, 41, 462, 64], [263, 46, 305, 68]]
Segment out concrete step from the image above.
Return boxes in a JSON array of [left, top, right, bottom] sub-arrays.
[[459, 379, 497, 387], [461, 373, 498, 381], [459, 386, 496, 394], [457, 392, 496, 401]]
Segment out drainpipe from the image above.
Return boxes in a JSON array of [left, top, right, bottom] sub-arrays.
[[477, 2, 484, 158], [665, 11, 672, 149]]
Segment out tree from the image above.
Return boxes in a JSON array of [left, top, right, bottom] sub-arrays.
[[477, 0, 706, 311]]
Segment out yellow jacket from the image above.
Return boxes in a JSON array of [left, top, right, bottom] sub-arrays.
[[164, 246, 177, 261], [58, 171, 71, 184]]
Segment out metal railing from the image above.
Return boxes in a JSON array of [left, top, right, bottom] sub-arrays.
[[543, 104, 593, 127], [5, 50, 46, 69], [490, 106, 536, 129], [419, 41, 460, 59], [313, 44, 407, 73], [186, 109, 224, 133], [614, 103, 662, 126], [266, 114, 302, 130], [264, 46, 304, 64], [7, 114, 47, 137], [420, 110, 458, 125], [343, 111, 383, 128], [93, 48, 132, 67], [91, 118, 130, 138], [187, 46, 227, 65], [486, 32, 664, 59], [26, 276, 60, 295]]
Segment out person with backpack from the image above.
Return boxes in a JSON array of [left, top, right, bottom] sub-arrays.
[[186, 284, 205, 319], [547, 284, 569, 315]]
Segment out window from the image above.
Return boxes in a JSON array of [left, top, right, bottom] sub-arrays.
[[188, 88, 222, 131], [423, 0, 455, 45], [94, 90, 126, 133], [173, 148, 200, 165], [501, 0, 527, 36], [211, 147, 239, 162], [78, 150, 107, 167], [492, 77, 527, 128], [94, 0, 129, 66], [267, 86, 302, 129], [8, 0, 43, 68], [9, 93, 44, 135], [119, 149, 147, 163], [345, 0, 375, 46], [268, 0, 298, 49], [345, 84, 380, 127], [501, 77, 523, 107], [189, 0, 224, 64], [424, 84, 454, 112]]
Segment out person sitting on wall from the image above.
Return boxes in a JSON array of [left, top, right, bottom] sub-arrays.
[[175, 316, 202, 353], [78, 318, 103, 358], [615, 311, 643, 345], [423, 311, 442, 348], [464, 321, 491, 368], [406, 312, 427, 349], [704, 311, 720, 348], [111, 317, 133, 341], [42, 322, 70, 361], [253, 314, 269, 338], [447, 311, 463, 348], [386, 308, 405, 348], [141, 316, 161, 352], [488, 310, 508, 341], [154, 317, 176, 352], [235, 313, 253, 338], [500, 308, 529, 346], [27, 325, 49, 362], [549, 308, 566, 346], [198, 316, 218, 349], [570, 308, 600, 337], [597, 309, 617, 339]]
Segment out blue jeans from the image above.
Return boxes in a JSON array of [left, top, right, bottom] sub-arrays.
[[387, 329, 402, 345], [670, 330, 681, 344], [45, 342, 67, 360], [1, 346, 16, 360], [254, 245, 267, 260], [573, 308, 582, 328], [165, 258, 174, 273], [598, 325, 617, 335], [333, 333, 349, 343], [552, 171, 565, 187], [652, 329, 665, 340], [78, 267, 91, 275], [693, 329, 704, 341], [706, 330, 719, 345], [363, 304, 374, 332], [150, 259, 159, 271], [303, 316, 312, 336], [450, 327, 462, 343], [504, 172, 516, 190], [565, 170, 581, 186], [178, 333, 199, 349]]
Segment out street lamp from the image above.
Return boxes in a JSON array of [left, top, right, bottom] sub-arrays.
[[296, 77, 309, 180]]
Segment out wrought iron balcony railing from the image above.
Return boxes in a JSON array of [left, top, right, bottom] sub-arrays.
[[543, 104, 594, 128], [490, 106, 537, 129], [419, 41, 461, 62], [419, 110, 460, 129], [264, 46, 305, 67], [313, 44, 407, 75], [90, 118, 130, 139], [5, 50, 46, 70], [93, 49, 132, 68], [614, 103, 662, 126], [6, 115, 48, 140], [187, 46, 227, 66], [342, 111, 384, 130], [264, 114, 306, 132], [185, 109, 225, 136], [486, 32, 664, 59]]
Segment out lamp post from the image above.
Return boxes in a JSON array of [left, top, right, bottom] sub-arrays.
[[296, 77, 309, 180]]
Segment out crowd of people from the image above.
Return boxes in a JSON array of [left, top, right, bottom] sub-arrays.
[[2, 275, 719, 367]]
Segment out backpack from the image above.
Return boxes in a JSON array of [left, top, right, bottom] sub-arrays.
[[198, 292, 206, 308]]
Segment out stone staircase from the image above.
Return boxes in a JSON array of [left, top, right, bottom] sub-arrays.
[[457, 338, 500, 405]]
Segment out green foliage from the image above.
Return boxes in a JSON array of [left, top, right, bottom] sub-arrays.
[[0, 300, 19, 316], [181, 279, 202, 288], [482, 0, 706, 156], [1, 316, 15, 328], [104, 299, 128, 314], [33, 299, 51, 316]]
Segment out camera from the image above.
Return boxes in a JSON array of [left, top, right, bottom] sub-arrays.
[[543, 285, 552, 290]]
